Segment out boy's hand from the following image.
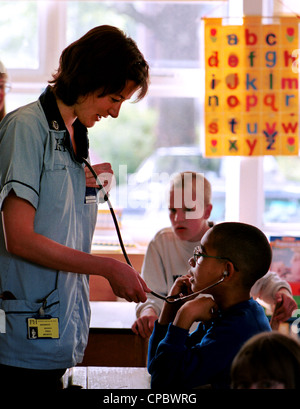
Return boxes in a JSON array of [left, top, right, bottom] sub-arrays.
[[271, 289, 297, 326], [158, 275, 193, 325], [168, 274, 193, 299], [132, 308, 158, 338], [173, 296, 218, 330]]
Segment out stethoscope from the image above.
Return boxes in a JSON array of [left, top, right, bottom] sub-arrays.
[[83, 158, 225, 304], [82, 158, 132, 266]]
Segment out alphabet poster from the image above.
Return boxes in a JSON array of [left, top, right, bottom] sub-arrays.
[[204, 17, 299, 156]]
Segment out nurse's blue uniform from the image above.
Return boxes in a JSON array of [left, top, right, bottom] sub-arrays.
[[0, 86, 98, 369]]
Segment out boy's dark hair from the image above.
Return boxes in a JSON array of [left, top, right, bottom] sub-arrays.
[[210, 222, 272, 288], [49, 25, 149, 105], [231, 331, 300, 389]]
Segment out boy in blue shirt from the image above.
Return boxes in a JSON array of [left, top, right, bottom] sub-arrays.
[[148, 222, 272, 389], [133, 172, 296, 338]]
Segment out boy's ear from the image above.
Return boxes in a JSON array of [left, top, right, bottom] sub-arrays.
[[204, 204, 213, 219], [222, 262, 235, 280]]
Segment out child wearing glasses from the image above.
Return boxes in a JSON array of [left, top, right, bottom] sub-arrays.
[[132, 172, 296, 338], [148, 221, 273, 389]]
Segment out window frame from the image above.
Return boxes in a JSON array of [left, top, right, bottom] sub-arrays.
[[4, 0, 300, 237]]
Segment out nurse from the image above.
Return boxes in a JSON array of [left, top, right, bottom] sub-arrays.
[[0, 25, 150, 390]]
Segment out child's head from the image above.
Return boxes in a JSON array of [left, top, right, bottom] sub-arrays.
[[188, 222, 272, 294], [208, 222, 272, 289], [169, 172, 212, 242], [231, 331, 300, 389]]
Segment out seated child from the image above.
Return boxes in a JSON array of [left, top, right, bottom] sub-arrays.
[[133, 172, 296, 338], [147, 221, 272, 389], [231, 331, 300, 389]]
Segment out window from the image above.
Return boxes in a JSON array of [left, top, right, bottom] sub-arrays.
[[0, 1, 38, 69], [263, 156, 300, 225], [2, 1, 224, 245], [65, 1, 228, 243], [262, 0, 300, 231], [4, 1, 298, 247]]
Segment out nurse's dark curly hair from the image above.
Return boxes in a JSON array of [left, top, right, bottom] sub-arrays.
[[49, 25, 149, 105]]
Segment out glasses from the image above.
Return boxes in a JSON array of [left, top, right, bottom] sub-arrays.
[[193, 246, 239, 271], [150, 247, 239, 304]]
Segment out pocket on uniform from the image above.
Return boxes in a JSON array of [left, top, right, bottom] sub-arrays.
[[0, 290, 62, 366], [0, 288, 60, 316]]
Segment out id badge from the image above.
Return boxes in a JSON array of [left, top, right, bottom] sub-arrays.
[[27, 315, 59, 339]]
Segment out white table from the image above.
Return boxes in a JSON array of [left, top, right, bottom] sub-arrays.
[[89, 301, 137, 329], [64, 366, 151, 389]]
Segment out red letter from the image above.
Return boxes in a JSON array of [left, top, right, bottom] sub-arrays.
[[228, 54, 239, 67], [246, 139, 257, 156], [208, 51, 219, 67], [246, 95, 258, 111], [264, 95, 278, 112], [245, 28, 257, 45], [281, 122, 298, 133], [227, 95, 239, 108], [208, 122, 219, 134], [284, 50, 297, 68], [226, 73, 239, 89]]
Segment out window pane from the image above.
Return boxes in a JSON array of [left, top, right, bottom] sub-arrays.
[[262, 0, 300, 227], [0, 1, 38, 69], [66, 1, 227, 68], [66, 1, 228, 242], [89, 96, 225, 243], [5, 91, 39, 113], [264, 156, 300, 224]]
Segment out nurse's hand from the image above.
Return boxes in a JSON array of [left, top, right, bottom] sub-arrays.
[[104, 259, 151, 303], [85, 162, 113, 191]]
